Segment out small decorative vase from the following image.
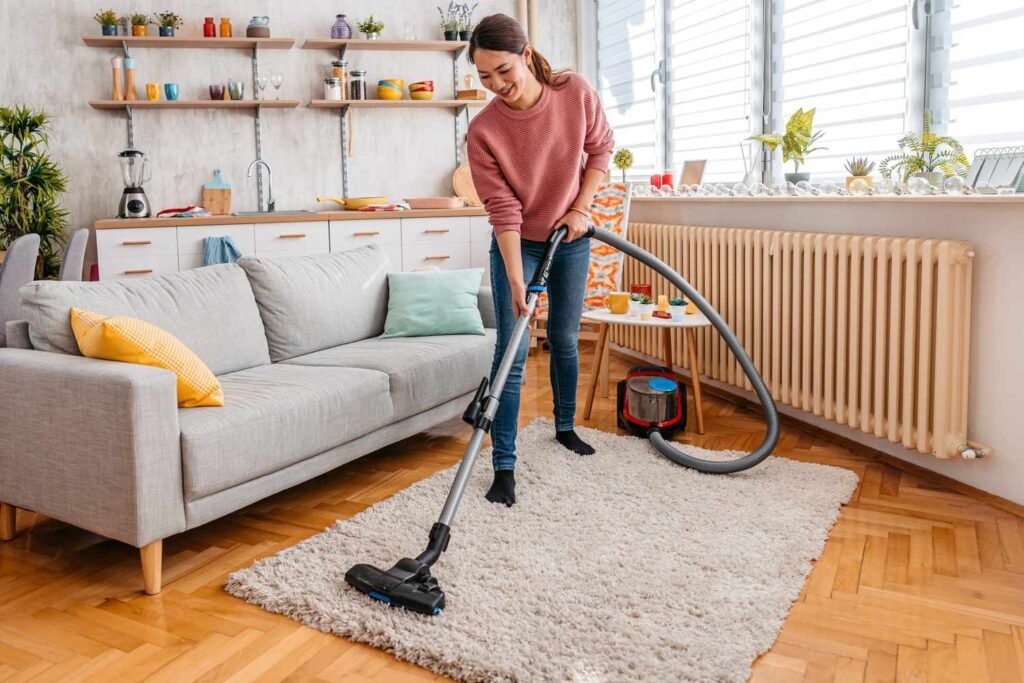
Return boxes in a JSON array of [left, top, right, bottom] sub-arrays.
[[331, 14, 353, 39], [785, 172, 810, 184], [131, 25, 147, 36], [459, 30, 472, 41], [669, 304, 686, 320], [101, 24, 118, 36], [443, 30, 458, 41], [363, 31, 379, 40], [638, 303, 655, 321], [158, 26, 174, 37]]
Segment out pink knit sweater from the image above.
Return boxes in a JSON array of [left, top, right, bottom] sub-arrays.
[[467, 72, 615, 242]]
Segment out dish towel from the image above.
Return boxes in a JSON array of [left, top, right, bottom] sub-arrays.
[[202, 235, 242, 266]]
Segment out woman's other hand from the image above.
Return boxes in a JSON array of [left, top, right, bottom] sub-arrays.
[[556, 208, 590, 242]]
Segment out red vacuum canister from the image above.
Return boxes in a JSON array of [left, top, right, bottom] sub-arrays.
[[616, 365, 687, 437]]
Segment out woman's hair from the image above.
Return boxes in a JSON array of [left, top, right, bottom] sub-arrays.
[[468, 14, 570, 88]]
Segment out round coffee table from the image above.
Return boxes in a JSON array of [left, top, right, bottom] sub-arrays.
[[580, 308, 712, 433]]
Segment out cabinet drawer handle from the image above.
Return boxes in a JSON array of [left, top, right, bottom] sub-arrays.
[[424, 229, 450, 234], [122, 240, 152, 246], [425, 254, 451, 261], [278, 233, 307, 239], [352, 230, 381, 236], [123, 268, 153, 275]]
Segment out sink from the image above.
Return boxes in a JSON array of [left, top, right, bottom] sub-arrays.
[[232, 209, 313, 216]]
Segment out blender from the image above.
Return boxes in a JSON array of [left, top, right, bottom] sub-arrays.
[[118, 149, 152, 218]]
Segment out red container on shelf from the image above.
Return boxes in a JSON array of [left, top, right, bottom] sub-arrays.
[[649, 173, 662, 189], [661, 172, 674, 188], [203, 17, 216, 37]]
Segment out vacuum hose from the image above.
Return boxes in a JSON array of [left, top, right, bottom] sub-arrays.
[[590, 226, 780, 473]]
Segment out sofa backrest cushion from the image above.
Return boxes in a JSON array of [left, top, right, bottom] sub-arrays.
[[237, 246, 390, 362], [19, 264, 271, 376]]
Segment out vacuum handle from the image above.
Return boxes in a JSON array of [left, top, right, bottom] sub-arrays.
[[527, 225, 570, 293]]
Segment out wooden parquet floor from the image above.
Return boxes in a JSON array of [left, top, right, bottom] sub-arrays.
[[1, 346, 1023, 682]]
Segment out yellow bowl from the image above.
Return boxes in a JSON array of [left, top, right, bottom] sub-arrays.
[[409, 91, 434, 100], [376, 86, 403, 101]]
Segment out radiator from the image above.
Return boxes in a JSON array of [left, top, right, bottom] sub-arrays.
[[618, 223, 980, 459]]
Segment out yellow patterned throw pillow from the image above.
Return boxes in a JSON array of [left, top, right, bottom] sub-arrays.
[[69, 308, 224, 408]]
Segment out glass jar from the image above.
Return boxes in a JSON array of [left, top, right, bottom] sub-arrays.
[[324, 77, 343, 101], [349, 69, 367, 100], [330, 60, 349, 99], [219, 17, 233, 38], [203, 17, 216, 37]]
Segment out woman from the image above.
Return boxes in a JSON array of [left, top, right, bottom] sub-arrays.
[[467, 14, 614, 507]]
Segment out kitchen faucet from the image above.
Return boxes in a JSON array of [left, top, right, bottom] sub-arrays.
[[247, 159, 275, 213]]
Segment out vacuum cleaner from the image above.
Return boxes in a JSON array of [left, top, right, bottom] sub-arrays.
[[344, 225, 780, 615]]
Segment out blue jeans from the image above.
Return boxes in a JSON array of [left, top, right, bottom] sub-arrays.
[[488, 234, 591, 471]]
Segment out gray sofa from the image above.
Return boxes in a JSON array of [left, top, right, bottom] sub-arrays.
[[0, 245, 496, 594]]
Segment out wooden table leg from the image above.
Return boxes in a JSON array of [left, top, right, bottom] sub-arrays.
[[600, 330, 610, 398], [584, 323, 609, 420], [662, 326, 673, 373], [685, 328, 706, 434]]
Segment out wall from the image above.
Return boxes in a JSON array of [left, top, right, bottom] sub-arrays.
[[631, 197, 1024, 505], [0, 0, 576, 266]]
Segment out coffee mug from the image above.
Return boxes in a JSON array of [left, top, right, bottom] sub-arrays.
[[145, 82, 160, 101], [164, 83, 179, 101], [604, 291, 630, 314]]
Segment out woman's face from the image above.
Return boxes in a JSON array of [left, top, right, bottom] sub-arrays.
[[473, 46, 534, 103]]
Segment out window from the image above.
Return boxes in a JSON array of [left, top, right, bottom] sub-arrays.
[[591, 0, 1022, 185]]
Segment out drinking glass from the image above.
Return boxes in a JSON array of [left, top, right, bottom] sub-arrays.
[[270, 72, 284, 100], [255, 74, 269, 100]]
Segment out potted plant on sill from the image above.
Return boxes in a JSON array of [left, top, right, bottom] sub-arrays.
[[0, 106, 69, 279], [129, 13, 149, 36], [95, 9, 118, 36], [357, 15, 384, 40], [844, 157, 875, 190], [878, 114, 968, 187], [637, 294, 655, 320], [154, 11, 183, 37], [438, 2, 460, 40], [749, 107, 826, 184], [613, 147, 634, 183], [458, 3, 478, 42]]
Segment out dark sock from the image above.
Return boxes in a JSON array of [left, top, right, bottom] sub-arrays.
[[485, 470, 516, 507], [556, 429, 595, 456]]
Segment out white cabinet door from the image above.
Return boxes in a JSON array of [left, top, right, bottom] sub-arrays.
[[472, 240, 491, 283], [177, 224, 255, 258], [470, 215, 493, 246], [400, 217, 472, 246], [253, 222, 330, 257], [401, 241, 472, 272], [329, 219, 402, 251], [101, 254, 180, 281], [96, 228, 178, 259]]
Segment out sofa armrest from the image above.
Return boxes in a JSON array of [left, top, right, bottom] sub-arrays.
[[4, 320, 31, 349], [0, 349, 184, 547], [477, 286, 496, 329]]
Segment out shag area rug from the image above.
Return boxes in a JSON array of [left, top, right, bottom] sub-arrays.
[[225, 419, 858, 682]]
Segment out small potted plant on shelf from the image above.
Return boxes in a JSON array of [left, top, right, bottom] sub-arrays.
[[153, 11, 183, 37], [613, 148, 634, 183], [637, 294, 655, 320], [844, 157, 875, 190], [878, 114, 968, 186], [95, 9, 119, 36], [749, 107, 826, 183], [129, 13, 149, 36], [458, 3, 478, 42], [438, 2, 460, 41], [669, 297, 687, 319], [357, 15, 384, 40]]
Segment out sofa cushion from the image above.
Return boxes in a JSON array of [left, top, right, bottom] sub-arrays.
[[238, 246, 390, 362], [283, 331, 496, 420], [179, 363, 393, 500], [19, 264, 270, 376]]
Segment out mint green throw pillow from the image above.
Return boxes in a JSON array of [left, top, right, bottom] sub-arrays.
[[382, 268, 486, 338]]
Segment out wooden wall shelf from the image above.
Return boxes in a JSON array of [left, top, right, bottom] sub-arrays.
[[82, 36, 295, 49], [307, 99, 486, 109], [89, 100, 300, 110], [302, 39, 468, 52]]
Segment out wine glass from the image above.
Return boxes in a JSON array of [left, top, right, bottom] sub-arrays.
[[255, 74, 269, 100], [270, 72, 284, 100]]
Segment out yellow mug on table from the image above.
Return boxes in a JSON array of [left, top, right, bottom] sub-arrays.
[[604, 291, 630, 314], [145, 82, 160, 101]]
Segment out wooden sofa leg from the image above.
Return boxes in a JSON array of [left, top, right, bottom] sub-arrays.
[[0, 503, 15, 541], [140, 539, 163, 595]]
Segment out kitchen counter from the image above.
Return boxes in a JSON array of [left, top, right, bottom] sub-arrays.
[[94, 207, 487, 229]]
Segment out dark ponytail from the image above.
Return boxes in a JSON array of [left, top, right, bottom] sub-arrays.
[[468, 13, 570, 88]]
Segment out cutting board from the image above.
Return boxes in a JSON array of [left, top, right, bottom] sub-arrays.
[[452, 161, 482, 207], [202, 169, 232, 215]]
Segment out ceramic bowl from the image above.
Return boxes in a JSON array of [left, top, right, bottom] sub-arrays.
[[409, 80, 434, 92], [376, 81, 403, 100], [409, 90, 434, 100]]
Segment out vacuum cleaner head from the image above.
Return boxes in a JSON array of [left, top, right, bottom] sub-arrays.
[[617, 365, 686, 437], [345, 557, 446, 615]]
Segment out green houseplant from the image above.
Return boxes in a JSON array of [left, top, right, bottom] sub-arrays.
[[749, 108, 826, 183], [95, 9, 118, 36], [357, 15, 384, 40], [438, 2, 460, 39], [878, 114, 969, 185], [153, 11, 183, 37], [844, 157, 875, 190], [0, 106, 69, 279], [612, 148, 634, 183]]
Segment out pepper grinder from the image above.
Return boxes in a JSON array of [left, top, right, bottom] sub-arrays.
[[123, 57, 138, 101], [111, 57, 125, 101]]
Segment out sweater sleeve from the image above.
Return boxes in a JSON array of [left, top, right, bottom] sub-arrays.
[[468, 125, 523, 236], [582, 82, 615, 173]]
